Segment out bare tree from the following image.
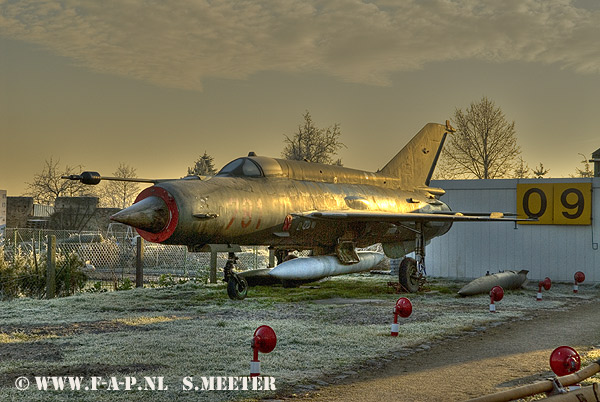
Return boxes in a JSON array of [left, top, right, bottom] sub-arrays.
[[26, 158, 89, 205], [532, 162, 550, 178], [571, 153, 593, 178], [187, 151, 217, 176], [102, 163, 140, 209], [282, 111, 345, 164], [439, 97, 520, 179]]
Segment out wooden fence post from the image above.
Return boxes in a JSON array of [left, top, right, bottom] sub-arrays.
[[46, 235, 56, 299], [209, 250, 218, 284], [136, 236, 144, 288], [268, 247, 275, 268]]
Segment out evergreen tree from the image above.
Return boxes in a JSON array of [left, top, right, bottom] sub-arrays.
[[188, 151, 217, 176]]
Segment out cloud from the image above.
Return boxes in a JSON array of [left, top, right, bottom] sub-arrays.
[[1, 0, 599, 90]]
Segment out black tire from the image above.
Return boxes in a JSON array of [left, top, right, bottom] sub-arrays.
[[399, 257, 420, 293], [276, 250, 297, 265], [227, 275, 248, 300]]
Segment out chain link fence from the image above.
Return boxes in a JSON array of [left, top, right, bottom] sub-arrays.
[[1, 228, 391, 300], [0, 228, 269, 298]]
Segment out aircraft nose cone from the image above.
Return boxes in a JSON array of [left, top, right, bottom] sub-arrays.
[[110, 196, 169, 233]]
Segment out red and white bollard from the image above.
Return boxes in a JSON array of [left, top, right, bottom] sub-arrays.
[[250, 325, 277, 377], [537, 277, 552, 301], [391, 297, 412, 336], [573, 271, 585, 293], [550, 346, 581, 377], [489, 286, 504, 313]]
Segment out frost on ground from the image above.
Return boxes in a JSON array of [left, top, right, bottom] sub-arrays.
[[0, 275, 597, 402]]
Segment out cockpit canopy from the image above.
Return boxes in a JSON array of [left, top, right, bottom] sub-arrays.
[[216, 158, 263, 177], [216, 155, 286, 178]]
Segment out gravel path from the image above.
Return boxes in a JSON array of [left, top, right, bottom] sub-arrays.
[[288, 297, 600, 401]]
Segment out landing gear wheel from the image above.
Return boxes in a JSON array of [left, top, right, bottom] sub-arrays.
[[275, 250, 297, 265], [227, 275, 248, 300], [399, 257, 420, 293], [283, 254, 297, 262]]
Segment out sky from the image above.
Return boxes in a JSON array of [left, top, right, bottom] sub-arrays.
[[1, 0, 599, 197]]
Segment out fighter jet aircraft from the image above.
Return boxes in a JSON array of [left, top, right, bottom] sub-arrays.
[[65, 121, 520, 299]]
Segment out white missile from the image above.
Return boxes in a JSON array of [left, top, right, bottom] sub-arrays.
[[457, 269, 529, 296], [268, 251, 385, 281]]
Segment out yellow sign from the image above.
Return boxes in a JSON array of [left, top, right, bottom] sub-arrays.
[[517, 183, 591, 225], [553, 183, 592, 225], [517, 183, 554, 224]]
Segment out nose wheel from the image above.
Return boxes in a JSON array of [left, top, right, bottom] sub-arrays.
[[223, 252, 248, 300], [227, 275, 248, 300]]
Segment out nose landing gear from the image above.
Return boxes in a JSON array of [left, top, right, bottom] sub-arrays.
[[224, 252, 248, 300]]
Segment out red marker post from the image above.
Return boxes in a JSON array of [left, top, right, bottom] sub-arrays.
[[489, 285, 504, 313], [537, 277, 551, 301], [250, 325, 277, 377], [391, 297, 412, 336], [550, 346, 581, 377], [573, 271, 585, 293]]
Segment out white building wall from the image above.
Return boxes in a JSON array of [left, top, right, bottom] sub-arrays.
[[428, 178, 599, 284]]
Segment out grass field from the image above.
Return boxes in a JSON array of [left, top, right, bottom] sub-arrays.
[[0, 275, 597, 401]]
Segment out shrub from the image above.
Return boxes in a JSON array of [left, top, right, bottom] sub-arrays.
[[0, 246, 87, 299]]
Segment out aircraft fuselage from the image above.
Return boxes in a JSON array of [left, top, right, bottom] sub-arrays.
[[132, 175, 453, 254]]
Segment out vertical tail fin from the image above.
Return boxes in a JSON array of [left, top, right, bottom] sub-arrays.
[[379, 121, 453, 188]]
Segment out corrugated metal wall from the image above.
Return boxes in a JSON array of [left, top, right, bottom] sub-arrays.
[[428, 178, 599, 284]]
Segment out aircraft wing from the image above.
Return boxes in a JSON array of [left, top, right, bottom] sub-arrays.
[[295, 210, 524, 223]]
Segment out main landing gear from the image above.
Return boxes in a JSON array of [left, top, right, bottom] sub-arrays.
[[399, 222, 427, 293], [224, 252, 248, 300]]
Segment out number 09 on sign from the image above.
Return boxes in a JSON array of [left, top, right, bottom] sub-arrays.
[[517, 183, 591, 225]]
